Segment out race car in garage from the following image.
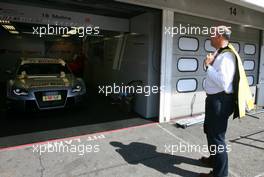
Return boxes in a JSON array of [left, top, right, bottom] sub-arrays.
[[6, 58, 86, 111]]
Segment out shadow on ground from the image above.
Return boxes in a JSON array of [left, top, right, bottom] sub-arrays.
[[111, 141, 209, 176]]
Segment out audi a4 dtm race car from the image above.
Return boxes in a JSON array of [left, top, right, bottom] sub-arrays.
[[6, 58, 86, 111]]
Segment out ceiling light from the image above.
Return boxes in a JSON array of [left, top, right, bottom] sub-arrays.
[[130, 32, 139, 35], [9, 31, 19, 34], [62, 34, 70, 37], [45, 33, 59, 36], [89, 34, 104, 37], [2, 25, 16, 31], [114, 34, 123, 38], [0, 20, 10, 24], [67, 29, 77, 35], [243, 24, 252, 27], [22, 32, 34, 35]]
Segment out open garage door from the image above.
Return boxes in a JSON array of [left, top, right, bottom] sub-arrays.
[[170, 13, 260, 119], [0, 0, 161, 147]]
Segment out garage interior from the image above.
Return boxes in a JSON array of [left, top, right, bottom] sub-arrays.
[[0, 0, 161, 147]]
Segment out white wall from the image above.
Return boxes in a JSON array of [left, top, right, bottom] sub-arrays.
[[130, 12, 161, 118], [87, 12, 161, 118], [257, 32, 264, 106], [169, 13, 260, 119], [118, 0, 264, 30]]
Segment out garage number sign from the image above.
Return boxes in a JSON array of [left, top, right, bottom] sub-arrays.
[[229, 7, 237, 16]]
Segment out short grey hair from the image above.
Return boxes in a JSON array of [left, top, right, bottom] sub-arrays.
[[216, 25, 232, 40]]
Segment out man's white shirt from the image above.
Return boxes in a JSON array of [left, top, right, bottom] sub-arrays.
[[204, 51, 236, 94]]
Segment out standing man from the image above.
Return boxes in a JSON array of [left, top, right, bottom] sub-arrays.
[[200, 26, 237, 177]]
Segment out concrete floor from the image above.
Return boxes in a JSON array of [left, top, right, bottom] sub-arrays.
[[0, 113, 263, 177]]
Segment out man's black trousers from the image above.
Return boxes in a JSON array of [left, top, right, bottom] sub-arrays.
[[204, 92, 234, 177]]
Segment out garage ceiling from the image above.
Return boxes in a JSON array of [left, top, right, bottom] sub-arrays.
[[0, 0, 149, 18]]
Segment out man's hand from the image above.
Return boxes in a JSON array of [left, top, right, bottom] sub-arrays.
[[204, 53, 215, 67]]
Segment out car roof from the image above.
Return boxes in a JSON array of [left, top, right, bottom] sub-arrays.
[[21, 58, 66, 66]]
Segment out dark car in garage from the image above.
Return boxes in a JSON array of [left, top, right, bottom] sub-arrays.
[[6, 58, 86, 111]]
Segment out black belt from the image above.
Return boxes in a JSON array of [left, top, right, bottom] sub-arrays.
[[206, 91, 233, 97]]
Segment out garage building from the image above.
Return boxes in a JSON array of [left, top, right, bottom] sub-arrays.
[[0, 0, 263, 138]]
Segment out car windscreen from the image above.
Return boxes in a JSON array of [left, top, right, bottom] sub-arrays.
[[17, 63, 71, 75]]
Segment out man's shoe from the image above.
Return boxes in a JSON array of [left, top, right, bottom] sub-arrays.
[[199, 156, 213, 168], [199, 171, 214, 177]]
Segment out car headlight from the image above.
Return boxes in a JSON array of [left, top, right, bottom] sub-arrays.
[[72, 85, 82, 93], [13, 88, 29, 96]]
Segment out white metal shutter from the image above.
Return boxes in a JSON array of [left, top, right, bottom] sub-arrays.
[[170, 13, 260, 118]]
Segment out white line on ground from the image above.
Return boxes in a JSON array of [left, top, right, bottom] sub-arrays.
[[254, 172, 264, 177], [157, 124, 240, 177]]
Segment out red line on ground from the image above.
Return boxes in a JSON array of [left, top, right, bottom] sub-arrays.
[[0, 122, 158, 152]]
